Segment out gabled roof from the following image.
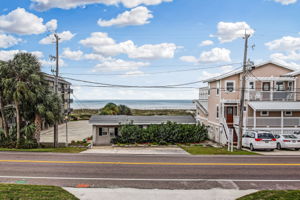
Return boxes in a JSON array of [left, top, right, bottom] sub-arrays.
[[203, 61, 295, 83], [89, 115, 196, 125]]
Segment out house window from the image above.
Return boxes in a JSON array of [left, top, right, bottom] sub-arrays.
[[225, 81, 235, 92], [216, 106, 219, 118], [275, 82, 285, 91], [216, 81, 220, 95], [262, 82, 271, 91], [249, 81, 255, 90], [260, 111, 269, 117], [99, 127, 108, 136], [285, 111, 293, 116]]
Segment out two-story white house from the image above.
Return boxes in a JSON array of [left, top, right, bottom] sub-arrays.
[[194, 61, 300, 145]]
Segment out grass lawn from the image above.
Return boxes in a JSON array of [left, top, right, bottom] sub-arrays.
[[238, 190, 300, 200], [0, 147, 87, 153], [180, 145, 258, 155], [0, 184, 78, 200]]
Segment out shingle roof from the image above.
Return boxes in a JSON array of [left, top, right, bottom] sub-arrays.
[[248, 102, 300, 111], [203, 61, 295, 83], [89, 115, 196, 125]]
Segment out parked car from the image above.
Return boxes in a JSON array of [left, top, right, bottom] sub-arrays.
[[242, 131, 276, 151], [274, 134, 300, 150]]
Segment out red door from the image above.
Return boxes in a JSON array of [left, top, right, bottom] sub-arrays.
[[226, 106, 237, 142], [226, 107, 234, 127]]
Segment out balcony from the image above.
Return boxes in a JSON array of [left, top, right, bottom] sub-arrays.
[[248, 91, 295, 101], [234, 116, 300, 128], [199, 87, 209, 100]]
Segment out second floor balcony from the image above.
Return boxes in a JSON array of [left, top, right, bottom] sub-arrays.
[[247, 91, 295, 101], [199, 87, 209, 100]]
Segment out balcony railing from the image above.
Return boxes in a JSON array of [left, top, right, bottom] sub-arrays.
[[234, 116, 300, 128], [248, 91, 295, 101], [247, 117, 300, 128], [199, 87, 209, 100]]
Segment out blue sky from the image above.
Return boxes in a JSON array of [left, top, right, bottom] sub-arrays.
[[1, 0, 300, 100]]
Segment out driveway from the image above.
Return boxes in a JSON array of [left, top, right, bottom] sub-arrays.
[[40, 120, 92, 143], [81, 146, 189, 155]]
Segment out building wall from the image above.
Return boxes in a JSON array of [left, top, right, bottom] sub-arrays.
[[207, 81, 220, 123]]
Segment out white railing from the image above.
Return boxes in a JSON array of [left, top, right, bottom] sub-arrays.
[[247, 128, 299, 135], [199, 87, 209, 100], [248, 91, 295, 101], [247, 117, 300, 128]]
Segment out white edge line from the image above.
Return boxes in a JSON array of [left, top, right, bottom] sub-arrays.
[[0, 176, 300, 182]]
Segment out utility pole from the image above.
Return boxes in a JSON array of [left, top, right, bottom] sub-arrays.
[[53, 33, 60, 148], [237, 32, 251, 150]]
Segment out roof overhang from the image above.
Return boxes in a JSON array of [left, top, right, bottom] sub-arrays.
[[248, 102, 300, 111], [203, 61, 295, 83]]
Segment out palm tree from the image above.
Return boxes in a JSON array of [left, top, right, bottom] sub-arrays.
[[0, 61, 10, 137], [5, 53, 42, 148]]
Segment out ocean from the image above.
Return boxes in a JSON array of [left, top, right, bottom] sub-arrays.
[[72, 100, 195, 110]]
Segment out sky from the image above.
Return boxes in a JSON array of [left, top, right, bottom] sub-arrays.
[[1, 0, 300, 100]]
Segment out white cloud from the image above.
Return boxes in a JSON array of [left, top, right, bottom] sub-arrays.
[[0, 34, 22, 48], [179, 56, 198, 63], [199, 48, 231, 63], [273, 0, 297, 5], [93, 59, 149, 72], [62, 48, 83, 60], [0, 50, 43, 61], [0, 8, 54, 35], [199, 40, 214, 47], [200, 65, 235, 81], [83, 53, 108, 61], [31, 0, 173, 11], [180, 48, 231, 64], [39, 31, 75, 45], [122, 70, 145, 77], [270, 51, 300, 69], [40, 58, 66, 67], [215, 21, 255, 43], [98, 6, 153, 27], [265, 36, 300, 51], [45, 19, 58, 32], [80, 32, 177, 60]]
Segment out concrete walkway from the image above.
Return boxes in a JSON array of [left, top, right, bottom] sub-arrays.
[[40, 120, 92, 143], [65, 188, 256, 200], [81, 146, 189, 155]]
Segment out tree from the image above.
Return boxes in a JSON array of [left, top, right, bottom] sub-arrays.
[[99, 103, 132, 115], [100, 103, 119, 115], [5, 53, 42, 148], [118, 105, 132, 115], [0, 61, 9, 137]]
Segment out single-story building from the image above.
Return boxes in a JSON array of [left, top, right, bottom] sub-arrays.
[[89, 115, 196, 145]]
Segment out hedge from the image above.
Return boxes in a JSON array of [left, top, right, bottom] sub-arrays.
[[111, 122, 207, 145]]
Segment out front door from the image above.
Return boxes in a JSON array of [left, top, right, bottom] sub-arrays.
[[226, 106, 237, 142], [226, 107, 234, 127]]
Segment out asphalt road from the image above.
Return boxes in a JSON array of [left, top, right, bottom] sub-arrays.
[[0, 152, 300, 190]]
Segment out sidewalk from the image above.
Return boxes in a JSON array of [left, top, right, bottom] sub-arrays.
[[81, 146, 189, 155], [64, 188, 256, 200]]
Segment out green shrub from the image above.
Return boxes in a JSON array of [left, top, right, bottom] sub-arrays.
[[111, 122, 207, 144]]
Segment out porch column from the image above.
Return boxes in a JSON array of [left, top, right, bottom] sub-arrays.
[[253, 109, 256, 129], [281, 111, 284, 134], [270, 81, 274, 101]]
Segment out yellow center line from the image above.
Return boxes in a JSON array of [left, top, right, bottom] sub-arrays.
[[0, 160, 300, 166]]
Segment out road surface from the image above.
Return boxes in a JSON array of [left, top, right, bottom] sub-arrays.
[[0, 152, 300, 190]]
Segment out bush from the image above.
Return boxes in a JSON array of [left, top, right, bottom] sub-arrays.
[[111, 122, 207, 144]]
